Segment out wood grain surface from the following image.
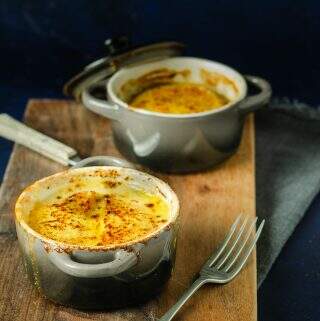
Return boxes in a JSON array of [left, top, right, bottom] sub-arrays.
[[0, 99, 256, 321]]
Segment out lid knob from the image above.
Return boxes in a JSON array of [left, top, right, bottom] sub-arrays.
[[63, 38, 185, 101], [104, 36, 130, 56]]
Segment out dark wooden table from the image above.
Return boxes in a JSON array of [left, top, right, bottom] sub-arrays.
[[0, 99, 256, 321]]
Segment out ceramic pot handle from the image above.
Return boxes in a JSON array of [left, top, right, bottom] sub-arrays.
[[238, 75, 272, 114], [0, 113, 77, 166], [82, 82, 122, 120], [71, 155, 135, 169], [48, 250, 138, 278]]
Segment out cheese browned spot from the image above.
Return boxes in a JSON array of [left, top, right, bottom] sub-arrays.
[[130, 82, 229, 114], [27, 175, 169, 247]]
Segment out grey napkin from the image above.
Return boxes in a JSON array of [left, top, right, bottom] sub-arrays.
[[256, 99, 320, 286]]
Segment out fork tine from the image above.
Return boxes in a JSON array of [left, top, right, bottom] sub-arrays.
[[223, 217, 258, 272], [203, 215, 242, 268], [228, 219, 265, 278], [216, 216, 250, 269]]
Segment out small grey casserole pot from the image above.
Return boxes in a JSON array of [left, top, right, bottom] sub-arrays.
[[15, 166, 179, 310], [65, 40, 272, 173]]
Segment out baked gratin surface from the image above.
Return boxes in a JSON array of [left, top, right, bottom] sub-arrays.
[[27, 172, 169, 247], [130, 82, 229, 114]]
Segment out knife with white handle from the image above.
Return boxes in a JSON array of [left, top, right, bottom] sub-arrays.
[[0, 113, 79, 166], [0, 113, 134, 169]]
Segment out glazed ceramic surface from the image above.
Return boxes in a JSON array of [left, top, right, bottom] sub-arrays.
[[15, 166, 179, 310], [82, 57, 271, 173]]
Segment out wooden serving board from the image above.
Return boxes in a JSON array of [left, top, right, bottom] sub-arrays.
[[0, 100, 256, 321]]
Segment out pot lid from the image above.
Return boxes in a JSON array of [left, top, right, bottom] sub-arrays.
[[63, 37, 185, 101]]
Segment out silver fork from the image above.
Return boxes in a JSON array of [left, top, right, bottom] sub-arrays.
[[159, 215, 265, 321]]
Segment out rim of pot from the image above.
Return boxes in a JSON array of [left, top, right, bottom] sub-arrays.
[[107, 56, 247, 119], [15, 166, 180, 252]]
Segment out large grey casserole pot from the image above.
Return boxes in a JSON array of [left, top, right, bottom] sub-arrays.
[[81, 56, 271, 173], [15, 166, 179, 310], [64, 40, 271, 173]]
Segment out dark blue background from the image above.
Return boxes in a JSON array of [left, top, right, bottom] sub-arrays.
[[1, 1, 319, 320]]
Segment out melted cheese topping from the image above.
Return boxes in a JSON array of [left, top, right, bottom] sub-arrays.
[[130, 82, 229, 114], [27, 174, 169, 247]]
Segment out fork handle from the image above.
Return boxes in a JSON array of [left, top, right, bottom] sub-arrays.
[[158, 278, 206, 321]]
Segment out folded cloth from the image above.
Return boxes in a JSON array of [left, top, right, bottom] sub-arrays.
[[256, 99, 320, 286]]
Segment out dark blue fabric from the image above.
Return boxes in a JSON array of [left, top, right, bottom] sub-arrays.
[[1, 0, 320, 102], [1, 1, 320, 320], [259, 194, 320, 321]]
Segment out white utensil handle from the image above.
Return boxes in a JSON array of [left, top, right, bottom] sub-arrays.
[[0, 113, 77, 166]]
